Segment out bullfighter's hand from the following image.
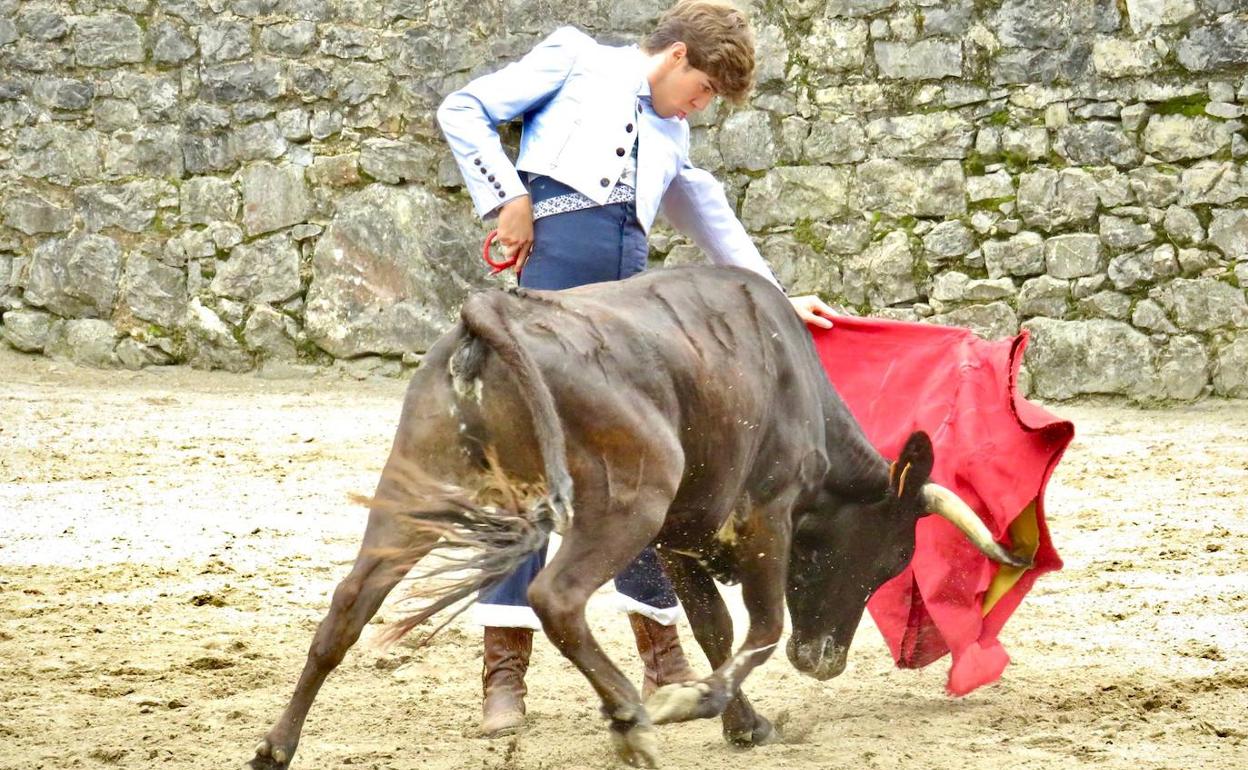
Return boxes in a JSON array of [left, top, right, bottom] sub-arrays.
[[498, 196, 535, 270], [789, 294, 837, 329]]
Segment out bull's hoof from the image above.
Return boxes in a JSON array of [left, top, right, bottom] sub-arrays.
[[644, 681, 719, 725], [609, 722, 660, 768], [724, 713, 779, 748], [249, 737, 294, 770]]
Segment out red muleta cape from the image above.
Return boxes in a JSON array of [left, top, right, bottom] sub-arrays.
[[810, 317, 1074, 696]]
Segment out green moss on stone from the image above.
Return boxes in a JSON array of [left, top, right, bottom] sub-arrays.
[[1001, 150, 1034, 174], [969, 195, 1016, 212], [1153, 94, 1210, 118], [296, 338, 333, 365], [791, 218, 825, 253], [911, 255, 932, 286], [963, 151, 988, 176], [986, 109, 1010, 127]]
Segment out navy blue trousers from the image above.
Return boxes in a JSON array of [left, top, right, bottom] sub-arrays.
[[477, 176, 678, 622]]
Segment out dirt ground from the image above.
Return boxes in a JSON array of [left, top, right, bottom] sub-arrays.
[[1, 346, 1245, 770]]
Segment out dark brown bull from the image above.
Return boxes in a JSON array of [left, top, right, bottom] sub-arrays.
[[250, 266, 1027, 769]]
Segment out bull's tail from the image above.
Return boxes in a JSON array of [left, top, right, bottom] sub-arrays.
[[358, 289, 574, 647], [457, 289, 574, 530], [353, 455, 558, 647]]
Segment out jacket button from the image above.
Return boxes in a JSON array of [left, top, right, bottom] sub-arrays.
[[488, 174, 495, 182], [625, 123, 634, 132], [616, 147, 625, 157], [473, 158, 481, 166], [498, 190, 506, 198], [493, 182, 501, 189], [600, 178, 610, 187], [479, 167, 487, 174]]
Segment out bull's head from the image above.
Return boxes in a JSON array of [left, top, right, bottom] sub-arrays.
[[785, 431, 1030, 680]]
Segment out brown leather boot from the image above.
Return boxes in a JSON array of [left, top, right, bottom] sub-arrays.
[[480, 626, 533, 737], [629, 613, 699, 699]]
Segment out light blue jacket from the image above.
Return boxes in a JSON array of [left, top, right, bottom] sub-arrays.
[[436, 26, 779, 288]]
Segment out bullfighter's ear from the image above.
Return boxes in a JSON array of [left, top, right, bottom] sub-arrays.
[[888, 431, 934, 501]]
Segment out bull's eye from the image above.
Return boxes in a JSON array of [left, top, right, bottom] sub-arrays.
[[789, 549, 821, 588]]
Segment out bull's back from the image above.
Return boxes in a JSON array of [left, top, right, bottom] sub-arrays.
[[595, 266, 827, 416], [548, 267, 831, 502], [385, 267, 831, 518], [562, 266, 821, 377]]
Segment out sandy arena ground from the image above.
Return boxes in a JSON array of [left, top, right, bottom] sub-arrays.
[[1, 347, 1245, 770]]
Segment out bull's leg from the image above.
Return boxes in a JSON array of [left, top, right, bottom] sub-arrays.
[[659, 553, 775, 747], [646, 492, 795, 728], [526, 489, 673, 769], [250, 484, 436, 770]]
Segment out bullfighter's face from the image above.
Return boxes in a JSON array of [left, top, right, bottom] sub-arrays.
[[648, 43, 718, 121]]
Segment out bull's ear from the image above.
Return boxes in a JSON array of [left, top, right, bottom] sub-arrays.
[[887, 431, 933, 502]]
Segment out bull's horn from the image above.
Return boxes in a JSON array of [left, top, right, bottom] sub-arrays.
[[922, 483, 1032, 569]]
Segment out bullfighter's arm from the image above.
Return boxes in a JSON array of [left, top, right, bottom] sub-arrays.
[[661, 159, 837, 328], [659, 161, 784, 291], [436, 26, 587, 220]]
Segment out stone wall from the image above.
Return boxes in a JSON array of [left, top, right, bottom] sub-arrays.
[[1, 0, 1246, 398]]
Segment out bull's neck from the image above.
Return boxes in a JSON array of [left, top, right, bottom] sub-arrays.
[[819, 387, 891, 501]]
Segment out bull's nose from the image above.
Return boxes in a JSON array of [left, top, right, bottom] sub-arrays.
[[787, 636, 848, 680], [814, 637, 848, 680], [786, 636, 822, 671], [787, 637, 808, 668]]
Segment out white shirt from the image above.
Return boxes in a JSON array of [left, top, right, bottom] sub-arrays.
[[436, 26, 781, 290]]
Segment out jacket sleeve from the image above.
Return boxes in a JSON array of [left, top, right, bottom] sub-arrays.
[[659, 155, 784, 292], [436, 27, 587, 219]]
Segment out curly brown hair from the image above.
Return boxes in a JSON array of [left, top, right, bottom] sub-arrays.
[[642, 0, 756, 104]]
